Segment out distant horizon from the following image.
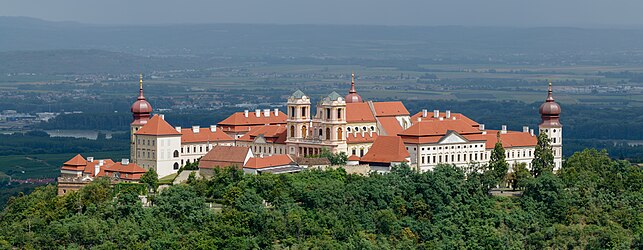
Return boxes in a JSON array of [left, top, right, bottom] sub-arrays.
[[3, 15, 643, 30], [3, 0, 643, 29]]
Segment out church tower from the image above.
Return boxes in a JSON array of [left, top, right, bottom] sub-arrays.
[[130, 74, 153, 163], [319, 91, 348, 154], [286, 90, 312, 142], [539, 81, 563, 170]]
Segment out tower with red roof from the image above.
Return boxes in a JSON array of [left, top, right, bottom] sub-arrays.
[[538, 81, 563, 170], [130, 75, 153, 161]]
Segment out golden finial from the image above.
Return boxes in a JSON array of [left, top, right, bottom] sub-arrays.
[[351, 71, 355, 84], [139, 74, 143, 90]]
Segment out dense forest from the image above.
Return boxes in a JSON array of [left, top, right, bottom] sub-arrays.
[[0, 149, 640, 249]]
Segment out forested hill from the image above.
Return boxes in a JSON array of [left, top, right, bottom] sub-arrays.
[[0, 149, 641, 249]]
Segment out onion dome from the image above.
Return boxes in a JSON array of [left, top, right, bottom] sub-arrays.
[[539, 81, 562, 127], [131, 74, 152, 125], [345, 72, 363, 103]]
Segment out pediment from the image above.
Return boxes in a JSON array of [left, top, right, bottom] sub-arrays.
[[438, 131, 469, 144]]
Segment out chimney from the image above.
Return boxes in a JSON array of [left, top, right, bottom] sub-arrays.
[[210, 125, 217, 132], [122, 159, 129, 165], [433, 109, 440, 118], [175, 126, 181, 133], [417, 117, 422, 122], [523, 126, 529, 133], [159, 114, 165, 120], [479, 124, 485, 131], [274, 108, 279, 116], [98, 160, 104, 166], [422, 109, 428, 118], [259, 153, 264, 158], [87, 157, 94, 162], [255, 109, 261, 117], [530, 129, 535, 136], [244, 110, 249, 117], [192, 126, 200, 133], [501, 125, 507, 134], [264, 109, 270, 117], [439, 117, 444, 121], [445, 110, 451, 119]]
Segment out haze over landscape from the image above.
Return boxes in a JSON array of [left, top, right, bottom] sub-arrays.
[[0, 1, 642, 249]]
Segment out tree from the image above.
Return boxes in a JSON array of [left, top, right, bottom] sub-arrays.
[[511, 162, 532, 190], [532, 133, 554, 178], [486, 132, 509, 187], [318, 148, 348, 165], [140, 169, 158, 192]]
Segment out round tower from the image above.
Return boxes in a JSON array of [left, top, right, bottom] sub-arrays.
[[538, 81, 563, 170], [345, 72, 363, 103]]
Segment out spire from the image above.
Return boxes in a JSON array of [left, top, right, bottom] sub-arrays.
[[546, 80, 554, 102], [138, 74, 145, 100], [349, 72, 357, 94]]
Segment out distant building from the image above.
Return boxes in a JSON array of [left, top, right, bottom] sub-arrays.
[[57, 154, 146, 195]]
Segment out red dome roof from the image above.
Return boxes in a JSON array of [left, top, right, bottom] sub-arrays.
[[131, 76, 153, 125], [539, 82, 562, 127], [345, 72, 363, 103]]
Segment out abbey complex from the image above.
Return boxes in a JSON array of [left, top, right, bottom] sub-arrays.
[[58, 74, 562, 195]]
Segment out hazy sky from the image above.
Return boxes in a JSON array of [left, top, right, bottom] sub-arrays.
[[3, 0, 643, 27]]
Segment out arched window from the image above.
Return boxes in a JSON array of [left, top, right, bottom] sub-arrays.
[[337, 128, 343, 140], [337, 108, 342, 120], [326, 128, 331, 140], [173, 162, 179, 170], [326, 108, 331, 120], [301, 107, 307, 118], [319, 129, 323, 137], [290, 125, 295, 138], [187, 159, 191, 164], [173, 150, 179, 158], [290, 107, 295, 118], [302, 126, 307, 139]]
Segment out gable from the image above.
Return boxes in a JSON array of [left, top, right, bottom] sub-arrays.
[[438, 131, 469, 144]]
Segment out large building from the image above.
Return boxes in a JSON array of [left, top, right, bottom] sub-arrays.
[[124, 73, 562, 177]]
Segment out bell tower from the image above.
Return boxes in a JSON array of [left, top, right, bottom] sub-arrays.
[[319, 91, 348, 154], [130, 74, 153, 163], [538, 81, 563, 170], [286, 90, 312, 142]]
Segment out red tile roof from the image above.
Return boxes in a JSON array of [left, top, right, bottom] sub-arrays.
[[63, 154, 85, 166], [378, 117, 404, 136], [135, 115, 181, 136], [82, 159, 114, 176], [399, 119, 481, 137], [464, 130, 537, 149], [237, 125, 287, 144], [347, 132, 378, 143], [360, 136, 410, 163], [199, 146, 251, 169], [244, 155, 294, 169], [373, 102, 409, 117], [346, 102, 376, 122], [104, 162, 146, 181], [347, 155, 361, 161], [181, 128, 234, 143], [218, 111, 287, 127], [411, 111, 479, 127]]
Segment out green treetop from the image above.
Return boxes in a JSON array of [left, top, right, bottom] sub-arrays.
[[532, 133, 554, 177]]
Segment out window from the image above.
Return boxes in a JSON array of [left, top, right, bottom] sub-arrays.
[[302, 126, 307, 139], [319, 129, 323, 137], [291, 125, 295, 138], [326, 128, 331, 140], [370, 126, 375, 131], [337, 108, 342, 120], [421, 157, 425, 164], [347, 127, 351, 132], [360, 148, 365, 157], [181, 148, 184, 153], [326, 108, 331, 119], [301, 107, 307, 117], [173, 163, 179, 170], [439, 155, 442, 163], [352, 148, 356, 155], [337, 128, 343, 140], [290, 107, 295, 118], [173, 150, 179, 158], [432, 156, 436, 163], [200, 146, 203, 152]]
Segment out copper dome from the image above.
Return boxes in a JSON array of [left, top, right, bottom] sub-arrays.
[[345, 72, 363, 103], [539, 82, 562, 127]]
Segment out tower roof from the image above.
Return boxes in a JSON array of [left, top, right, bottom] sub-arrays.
[[345, 72, 363, 103], [131, 74, 153, 125], [291, 90, 306, 99], [135, 115, 181, 136], [326, 91, 342, 101], [539, 81, 562, 127]]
